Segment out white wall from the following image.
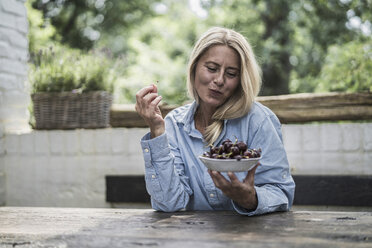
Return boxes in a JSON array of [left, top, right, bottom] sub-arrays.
[[1, 123, 371, 207], [0, 0, 29, 206], [3, 128, 148, 207], [283, 123, 372, 175], [0, 126, 5, 206], [0, 0, 30, 133]]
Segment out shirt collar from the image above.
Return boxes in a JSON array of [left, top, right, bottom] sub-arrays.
[[179, 101, 198, 135], [175, 101, 228, 143]]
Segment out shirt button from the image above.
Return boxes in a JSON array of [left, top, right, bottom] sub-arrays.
[[210, 193, 215, 198], [144, 148, 149, 153], [282, 174, 287, 179], [151, 174, 156, 179]]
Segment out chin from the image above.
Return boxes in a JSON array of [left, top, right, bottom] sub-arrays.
[[205, 99, 223, 108], [200, 95, 225, 108]]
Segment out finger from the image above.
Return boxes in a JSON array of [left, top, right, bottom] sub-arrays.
[[208, 170, 219, 186], [136, 92, 160, 118], [152, 83, 158, 94], [135, 103, 139, 113], [142, 92, 159, 106], [137, 92, 158, 111], [136, 85, 155, 100], [244, 162, 260, 185], [209, 172, 220, 187], [211, 171, 230, 188], [150, 95, 162, 109], [227, 172, 241, 187]]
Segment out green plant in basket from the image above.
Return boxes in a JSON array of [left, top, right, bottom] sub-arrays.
[[29, 45, 119, 129], [75, 51, 116, 93], [29, 46, 116, 93], [29, 46, 78, 93]]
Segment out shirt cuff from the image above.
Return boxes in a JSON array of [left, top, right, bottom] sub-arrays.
[[232, 186, 267, 216], [140, 132, 171, 163]]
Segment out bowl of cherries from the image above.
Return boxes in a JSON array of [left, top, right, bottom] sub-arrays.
[[199, 138, 261, 172]]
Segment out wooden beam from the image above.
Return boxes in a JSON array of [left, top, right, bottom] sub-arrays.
[[110, 92, 372, 127], [258, 92, 372, 123], [110, 104, 176, 128]]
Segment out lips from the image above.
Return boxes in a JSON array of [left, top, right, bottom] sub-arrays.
[[208, 89, 223, 98]]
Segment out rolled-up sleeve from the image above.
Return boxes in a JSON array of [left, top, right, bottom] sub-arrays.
[[232, 114, 295, 216], [141, 132, 193, 212]]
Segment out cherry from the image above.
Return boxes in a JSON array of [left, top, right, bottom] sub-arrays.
[[236, 141, 247, 152], [202, 138, 261, 161]]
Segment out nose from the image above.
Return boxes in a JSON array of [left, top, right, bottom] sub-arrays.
[[213, 71, 224, 86]]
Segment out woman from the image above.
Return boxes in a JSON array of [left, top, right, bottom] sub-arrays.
[[135, 27, 295, 216]]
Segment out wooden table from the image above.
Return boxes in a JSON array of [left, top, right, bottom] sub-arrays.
[[0, 207, 371, 247]]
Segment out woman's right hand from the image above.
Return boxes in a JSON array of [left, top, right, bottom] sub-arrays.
[[135, 84, 165, 138]]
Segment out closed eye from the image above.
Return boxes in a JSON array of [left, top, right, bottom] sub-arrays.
[[226, 72, 237, 78], [206, 66, 217, 72], [226, 70, 239, 78]]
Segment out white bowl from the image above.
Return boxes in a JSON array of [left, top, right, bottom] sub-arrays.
[[198, 156, 260, 172]]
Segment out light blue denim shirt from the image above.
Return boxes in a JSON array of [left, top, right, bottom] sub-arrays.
[[140, 101, 295, 216]]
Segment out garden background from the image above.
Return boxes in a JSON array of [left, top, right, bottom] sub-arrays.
[[0, 0, 371, 208], [28, 0, 372, 105]]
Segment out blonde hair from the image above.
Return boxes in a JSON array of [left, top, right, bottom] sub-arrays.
[[187, 27, 262, 146]]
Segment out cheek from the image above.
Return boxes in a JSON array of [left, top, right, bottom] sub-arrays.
[[226, 80, 240, 93], [196, 67, 213, 84]]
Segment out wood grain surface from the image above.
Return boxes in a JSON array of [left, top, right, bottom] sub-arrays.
[[110, 92, 372, 127], [0, 207, 371, 247]]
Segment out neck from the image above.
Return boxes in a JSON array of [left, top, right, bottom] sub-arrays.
[[194, 104, 215, 134]]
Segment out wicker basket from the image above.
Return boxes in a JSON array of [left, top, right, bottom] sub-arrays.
[[32, 91, 113, 129]]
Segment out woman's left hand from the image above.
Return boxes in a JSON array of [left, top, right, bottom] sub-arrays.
[[208, 163, 260, 211]]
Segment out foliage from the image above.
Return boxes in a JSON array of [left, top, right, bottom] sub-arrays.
[[117, 0, 206, 104], [196, 0, 293, 95], [315, 41, 372, 93], [27, 0, 58, 52], [203, 0, 372, 95], [288, 0, 372, 93], [290, 41, 372, 93], [117, 0, 372, 102], [31, 0, 160, 51], [28, 0, 372, 104], [256, 0, 294, 95], [29, 45, 118, 93]]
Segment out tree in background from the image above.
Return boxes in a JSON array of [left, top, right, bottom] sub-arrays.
[[257, 0, 293, 95], [202, 0, 371, 95], [119, 0, 205, 104], [289, 0, 371, 93], [27, 0, 57, 52], [31, 0, 160, 51], [313, 41, 372, 93], [29, 0, 372, 104]]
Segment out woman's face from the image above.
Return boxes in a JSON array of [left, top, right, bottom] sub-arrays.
[[194, 45, 241, 111]]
